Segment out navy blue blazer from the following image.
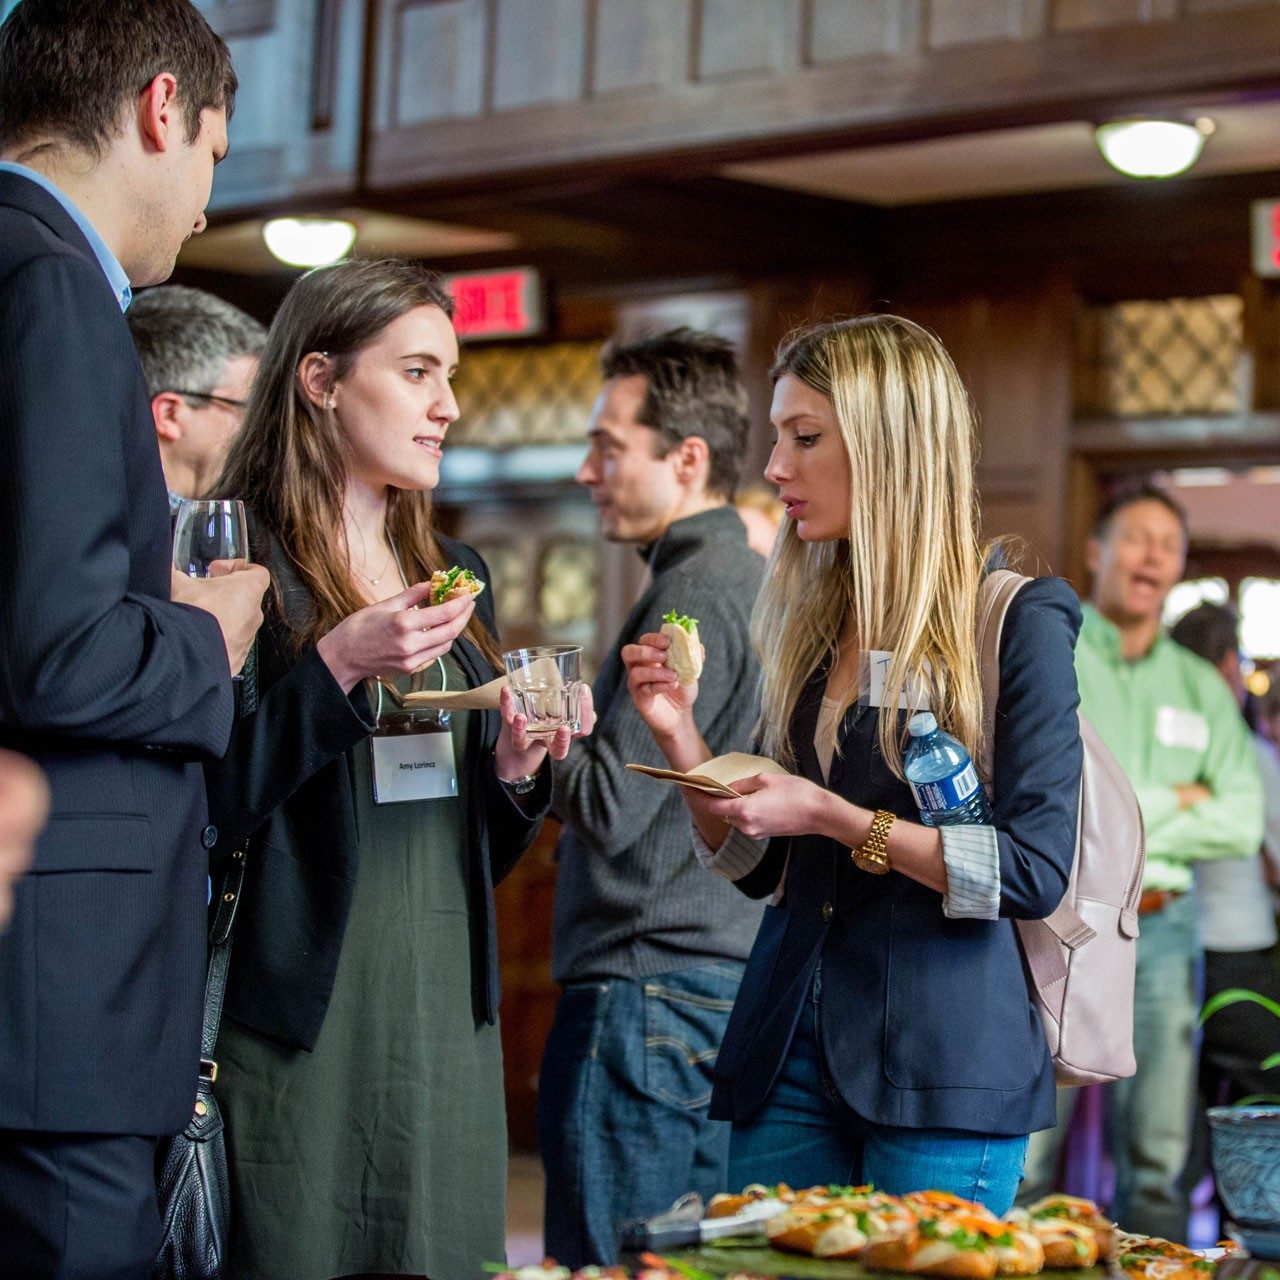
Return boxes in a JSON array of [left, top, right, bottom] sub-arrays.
[[710, 576, 1083, 1136], [0, 173, 234, 1135]]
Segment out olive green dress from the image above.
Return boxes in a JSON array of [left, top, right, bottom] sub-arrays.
[[218, 656, 508, 1280]]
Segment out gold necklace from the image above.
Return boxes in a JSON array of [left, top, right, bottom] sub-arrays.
[[356, 545, 396, 586]]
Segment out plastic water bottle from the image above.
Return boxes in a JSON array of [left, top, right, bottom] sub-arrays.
[[903, 711, 992, 827]]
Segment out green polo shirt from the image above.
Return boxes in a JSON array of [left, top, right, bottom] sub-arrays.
[[1075, 604, 1262, 893]]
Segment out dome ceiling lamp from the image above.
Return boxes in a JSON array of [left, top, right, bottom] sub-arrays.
[[1094, 116, 1216, 180], [262, 217, 358, 268]]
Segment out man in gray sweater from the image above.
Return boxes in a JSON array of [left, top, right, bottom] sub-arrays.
[[540, 329, 767, 1268]]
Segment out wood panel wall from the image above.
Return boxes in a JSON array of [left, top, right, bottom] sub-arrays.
[[199, 0, 366, 213], [367, 0, 1280, 191]]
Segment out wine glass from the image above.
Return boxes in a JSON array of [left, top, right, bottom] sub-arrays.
[[173, 499, 249, 578]]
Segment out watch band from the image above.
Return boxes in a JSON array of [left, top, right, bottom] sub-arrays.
[[501, 771, 538, 796], [851, 808, 895, 874]]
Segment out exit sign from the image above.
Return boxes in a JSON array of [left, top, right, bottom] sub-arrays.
[[447, 268, 544, 340], [1251, 200, 1280, 278]]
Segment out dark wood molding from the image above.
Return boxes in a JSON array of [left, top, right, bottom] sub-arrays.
[[309, 0, 341, 131], [1072, 413, 1280, 465], [206, 0, 276, 38], [368, 5, 1280, 192]]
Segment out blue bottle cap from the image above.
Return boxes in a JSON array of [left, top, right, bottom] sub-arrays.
[[908, 711, 937, 737]]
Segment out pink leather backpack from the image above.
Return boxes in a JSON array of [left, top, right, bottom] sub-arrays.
[[975, 570, 1145, 1087]]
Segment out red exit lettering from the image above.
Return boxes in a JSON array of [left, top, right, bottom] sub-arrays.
[[447, 270, 542, 339]]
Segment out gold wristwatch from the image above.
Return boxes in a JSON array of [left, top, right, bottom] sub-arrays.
[[851, 809, 895, 874]]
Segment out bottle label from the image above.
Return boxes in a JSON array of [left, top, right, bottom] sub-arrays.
[[909, 762, 981, 815]]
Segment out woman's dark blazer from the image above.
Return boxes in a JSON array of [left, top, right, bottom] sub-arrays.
[[203, 531, 550, 1053], [710, 576, 1083, 1137]]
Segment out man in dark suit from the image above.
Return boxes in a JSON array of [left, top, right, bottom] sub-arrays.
[[0, 3, 268, 1275]]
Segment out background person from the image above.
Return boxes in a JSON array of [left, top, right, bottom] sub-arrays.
[[1019, 489, 1262, 1241], [207, 258, 592, 1280], [540, 329, 766, 1267], [0, 3, 268, 1275], [127, 283, 265, 509], [1168, 604, 1280, 1135], [734, 482, 785, 558], [624, 315, 1084, 1215]]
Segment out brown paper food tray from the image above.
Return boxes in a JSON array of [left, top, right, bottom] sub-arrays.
[[625, 753, 788, 798]]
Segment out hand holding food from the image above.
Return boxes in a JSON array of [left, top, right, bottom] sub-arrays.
[[660, 610, 703, 686], [429, 565, 486, 605]]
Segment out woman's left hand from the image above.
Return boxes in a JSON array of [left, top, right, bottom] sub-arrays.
[[701, 773, 833, 843], [494, 683, 596, 782]]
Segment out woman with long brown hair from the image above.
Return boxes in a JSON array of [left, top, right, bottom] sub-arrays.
[[623, 315, 1083, 1213], [203, 258, 592, 1280]]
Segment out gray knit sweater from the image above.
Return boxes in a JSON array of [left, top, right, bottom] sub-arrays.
[[550, 507, 767, 983]]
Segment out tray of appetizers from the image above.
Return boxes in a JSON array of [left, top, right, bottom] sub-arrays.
[[611, 1185, 1241, 1280]]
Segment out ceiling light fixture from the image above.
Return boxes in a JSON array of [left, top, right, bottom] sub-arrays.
[[262, 217, 357, 268], [1094, 117, 1215, 180]]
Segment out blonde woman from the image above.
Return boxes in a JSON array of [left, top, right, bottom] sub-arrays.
[[622, 315, 1083, 1213]]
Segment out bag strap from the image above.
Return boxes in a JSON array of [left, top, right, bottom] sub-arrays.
[[199, 640, 258, 1076], [978, 574, 1096, 944], [974, 569, 1032, 785]]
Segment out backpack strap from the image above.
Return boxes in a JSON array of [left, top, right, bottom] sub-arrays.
[[975, 570, 1097, 942], [974, 569, 1033, 785]]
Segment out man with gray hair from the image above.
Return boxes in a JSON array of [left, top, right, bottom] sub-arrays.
[[127, 283, 265, 509]]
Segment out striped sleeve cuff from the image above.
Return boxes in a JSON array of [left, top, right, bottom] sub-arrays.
[[940, 823, 1001, 920], [692, 823, 769, 882]]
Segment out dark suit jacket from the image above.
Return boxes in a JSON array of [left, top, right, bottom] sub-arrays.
[[0, 173, 234, 1135], [710, 577, 1083, 1137], [203, 531, 550, 1053]]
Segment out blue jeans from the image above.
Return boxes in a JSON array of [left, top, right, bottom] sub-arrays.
[[538, 962, 743, 1268], [729, 977, 1029, 1216]]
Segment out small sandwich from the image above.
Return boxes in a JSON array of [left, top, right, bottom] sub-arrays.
[[1019, 1193, 1116, 1262], [706, 1183, 793, 1219], [429, 565, 486, 606], [860, 1217, 1000, 1279], [660, 610, 703, 686]]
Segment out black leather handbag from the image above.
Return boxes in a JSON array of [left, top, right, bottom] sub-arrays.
[[152, 648, 256, 1280]]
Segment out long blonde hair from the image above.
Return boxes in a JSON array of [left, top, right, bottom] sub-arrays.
[[216, 258, 501, 670], [754, 315, 987, 778]]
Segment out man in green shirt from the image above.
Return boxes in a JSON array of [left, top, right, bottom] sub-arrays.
[[1020, 487, 1261, 1241]]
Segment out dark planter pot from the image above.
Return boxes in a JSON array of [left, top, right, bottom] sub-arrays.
[[1209, 1106, 1280, 1259]]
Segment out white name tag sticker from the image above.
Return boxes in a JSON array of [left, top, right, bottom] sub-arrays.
[[1155, 706, 1210, 753], [370, 730, 458, 804], [865, 650, 931, 711]]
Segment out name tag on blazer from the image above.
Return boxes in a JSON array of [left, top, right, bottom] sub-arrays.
[[1155, 705, 1210, 753], [370, 727, 458, 803], [864, 650, 931, 711]]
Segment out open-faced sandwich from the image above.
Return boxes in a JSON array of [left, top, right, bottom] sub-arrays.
[[861, 1216, 1003, 1279], [766, 1190, 915, 1260], [1115, 1236, 1217, 1280], [429, 565, 486, 605], [706, 1183, 794, 1219], [1016, 1194, 1116, 1263], [1002, 1213, 1099, 1270], [904, 1191, 998, 1222], [660, 611, 703, 686]]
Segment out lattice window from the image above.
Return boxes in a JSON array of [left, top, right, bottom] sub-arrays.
[[451, 342, 602, 447], [469, 540, 530, 628], [539, 540, 598, 628], [1079, 295, 1245, 417]]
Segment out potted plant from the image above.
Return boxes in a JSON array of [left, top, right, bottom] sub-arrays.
[[1203, 987, 1280, 1258]]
